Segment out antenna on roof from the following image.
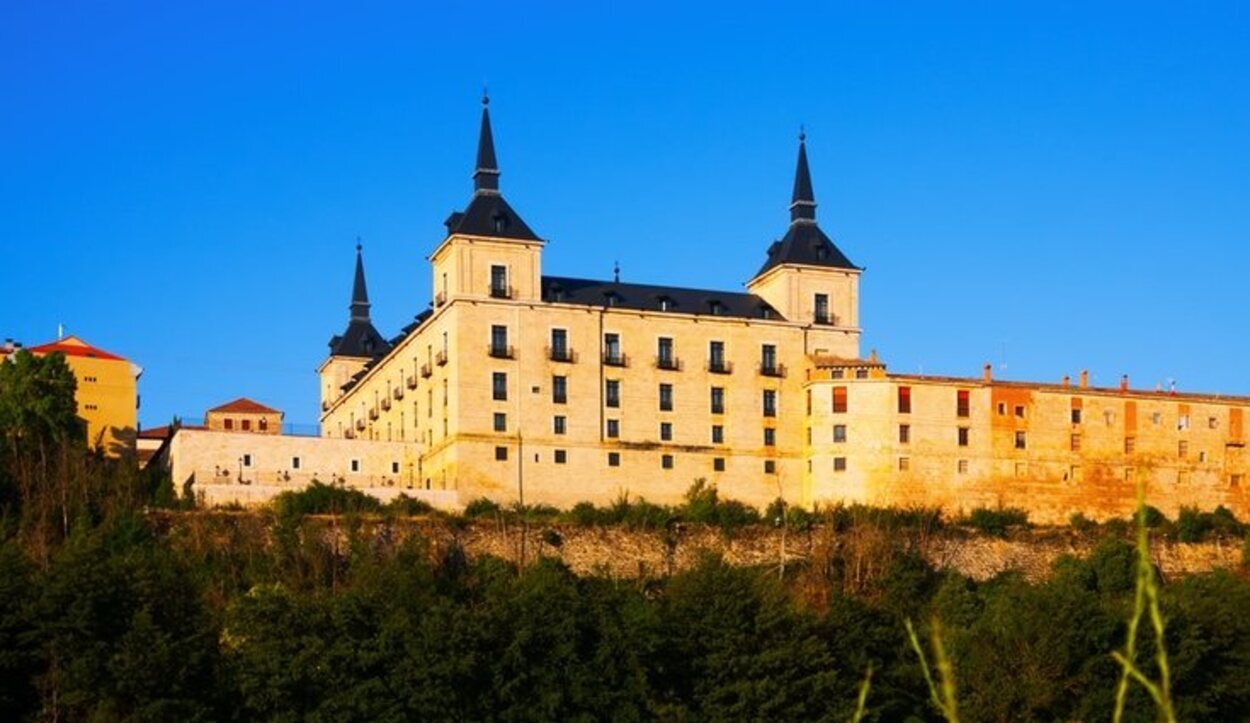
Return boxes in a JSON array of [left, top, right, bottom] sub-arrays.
[[613, 260, 620, 283]]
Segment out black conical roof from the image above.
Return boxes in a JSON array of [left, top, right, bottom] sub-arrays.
[[473, 95, 500, 194], [446, 95, 541, 242], [755, 132, 857, 277]]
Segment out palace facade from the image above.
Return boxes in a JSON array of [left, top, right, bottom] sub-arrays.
[[308, 97, 1250, 522]]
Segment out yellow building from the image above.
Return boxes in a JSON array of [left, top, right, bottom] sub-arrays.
[[15, 336, 142, 456], [313, 97, 1250, 522]]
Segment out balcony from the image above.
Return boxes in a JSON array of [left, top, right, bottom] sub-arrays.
[[420, 363, 433, 378], [368, 407, 379, 420], [406, 375, 417, 390], [434, 291, 447, 307], [490, 285, 514, 300], [489, 345, 516, 360], [394, 386, 405, 400], [321, 401, 330, 412], [707, 360, 734, 375], [655, 356, 683, 371], [603, 351, 628, 367], [380, 398, 392, 411], [814, 312, 838, 326], [547, 346, 577, 363], [759, 363, 786, 378], [355, 418, 366, 431], [435, 350, 448, 366]]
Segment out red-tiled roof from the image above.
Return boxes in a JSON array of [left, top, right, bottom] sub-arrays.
[[26, 335, 126, 361], [137, 424, 206, 440], [208, 398, 281, 415]]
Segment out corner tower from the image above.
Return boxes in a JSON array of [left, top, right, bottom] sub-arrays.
[[319, 244, 392, 411], [429, 94, 544, 308], [747, 131, 862, 357]]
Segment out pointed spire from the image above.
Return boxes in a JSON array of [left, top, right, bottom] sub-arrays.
[[350, 240, 371, 321], [790, 127, 816, 224], [473, 90, 500, 194]]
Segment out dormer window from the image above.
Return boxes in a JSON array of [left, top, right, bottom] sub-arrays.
[[548, 284, 565, 302], [759, 306, 774, 320], [708, 300, 724, 316], [658, 296, 673, 312], [815, 245, 829, 260], [605, 292, 620, 308], [491, 211, 509, 233]]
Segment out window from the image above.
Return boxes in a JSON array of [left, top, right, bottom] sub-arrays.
[[495, 446, 508, 461], [898, 457, 910, 471], [661, 454, 674, 469], [761, 344, 777, 374], [608, 452, 620, 467], [957, 427, 970, 447], [606, 419, 620, 438], [832, 386, 848, 413], [834, 424, 847, 443], [553, 415, 567, 435], [1178, 440, 1189, 458], [1232, 473, 1244, 487], [713, 457, 725, 472], [957, 459, 969, 475], [351, 459, 360, 472], [1071, 407, 1082, 424], [814, 293, 830, 324], [1199, 450, 1208, 463], [660, 422, 672, 441], [259, 418, 268, 432], [898, 386, 912, 414], [659, 383, 673, 411], [1014, 431, 1027, 450], [708, 341, 727, 372], [898, 424, 910, 444], [552, 375, 568, 404], [242, 454, 252, 467], [834, 457, 847, 472], [604, 333, 623, 365], [1124, 437, 1136, 454], [224, 418, 234, 430], [762, 389, 777, 417], [855, 368, 869, 379], [493, 413, 507, 432], [657, 337, 675, 368], [1104, 410, 1116, 425], [1014, 405, 1026, 419], [555, 449, 567, 464], [606, 380, 621, 408], [764, 428, 776, 446], [550, 328, 569, 361], [832, 369, 845, 379], [1068, 465, 1082, 482], [1071, 433, 1082, 452], [711, 425, 724, 444], [490, 325, 509, 356], [1152, 412, 1162, 426], [292, 456, 301, 469], [711, 387, 725, 414], [764, 460, 776, 474], [490, 264, 508, 297], [1209, 416, 1220, 429], [1178, 414, 1190, 430], [957, 390, 971, 418], [493, 372, 508, 401], [997, 402, 1007, 416]]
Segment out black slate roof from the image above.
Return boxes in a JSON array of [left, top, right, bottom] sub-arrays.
[[542, 276, 785, 321], [443, 192, 540, 242], [328, 246, 392, 359]]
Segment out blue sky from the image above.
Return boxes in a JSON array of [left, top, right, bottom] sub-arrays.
[[2, 2, 1247, 428]]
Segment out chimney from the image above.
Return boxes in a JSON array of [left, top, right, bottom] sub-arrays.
[[1120, 374, 1129, 392], [983, 363, 992, 383], [869, 348, 879, 364], [1061, 374, 1071, 388], [1079, 370, 1090, 389]]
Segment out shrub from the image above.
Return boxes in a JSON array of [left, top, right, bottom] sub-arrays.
[[680, 479, 759, 533], [384, 495, 434, 516], [1141, 505, 1168, 528], [568, 501, 604, 526], [1069, 511, 1098, 532], [962, 506, 1029, 537], [273, 481, 381, 517], [765, 498, 815, 531], [463, 497, 501, 518]]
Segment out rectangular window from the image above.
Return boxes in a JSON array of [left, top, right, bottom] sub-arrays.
[[1014, 405, 1026, 419], [495, 446, 508, 461], [493, 412, 507, 432], [711, 387, 725, 414], [834, 424, 847, 443], [761, 344, 777, 374], [814, 293, 830, 324], [708, 341, 727, 372], [604, 333, 623, 365], [957, 459, 969, 474], [659, 383, 674, 411], [764, 460, 776, 474], [1178, 440, 1189, 458], [855, 368, 868, 379], [713, 457, 725, 472], [957, 390, 971, 418], [493, 372, 508, 401], [660, 422, 672, 441], [1071, 408, 1082, 424], [997, 402, 1007, 416], [608, 452, 620, 467], [832, 386, 848, 414], [1124, 436, 1136, 454], [391, 461, 400, 474], [1014, 431, 1027, 450], [242, 419, 251, 431], [764, 427, 776, 446], [490, 264, 509, 297], [834, 456, 847, 472], [550, 328, 569, 361], [898, 424, 910, 444], [661, 454, 674, 469], [350, 459, 360, 472], [657, 337, 675, 369], [1209, 416, 1220, 429], [957, 427, 969, 447], [1071, 433, 1082, 452], [224, 418, 234, 431], [552, 375, 568, 404], [898, 457, 910, 471], [553, 415, 567, 435], [242, 453, 252, 467], [292, 456, 301, 469], [554, 449, 567, 464], [762, 389, 777, 417], [606, 419, 620, 438], [490, 325, 509, 356], [1178, 414, 1190, 430], [1231, 473, 1244, 487], [606, 380, 621, 408], [898, 386, 911, 414], [711, 425, 724, 444]]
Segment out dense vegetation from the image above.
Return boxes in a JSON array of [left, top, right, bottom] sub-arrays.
[[4, 351, 1250, 721]]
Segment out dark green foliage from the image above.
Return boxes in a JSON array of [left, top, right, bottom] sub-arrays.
[[1069, 511, 1097, 531], [1176, 505, 1244, 542], [463, 497, 501, 517], [1142, 504, 1169, 528], [961, 506, 1030, 537], [385, 494, 435, 516], [273, 481, 383, 517], [680, 478, 760, 533]]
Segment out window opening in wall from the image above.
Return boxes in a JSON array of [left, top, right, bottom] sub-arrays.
[[898, 386, 911, 414], [351, 459, 360, 472], [552, 375, 568, 404], [493, 372, 508, 401], [761, 344, 778, 375], [242, 454, 252, 467], [1071, 408, 1082, 424], [1125, 437, 1136, 454], [1014, 405, 1025, 419], [814, 293, 830, 324], [898, 457, 910, 471], [762, 389, 777, 417], [292, 457, 301, 469], [391, 462, 400, 474], [764, 428, 776, 446], [608, 452, 620, 467], [604, 333, 624, 365], [898, 424, 910, 444], [242, 419, 252, 431], [661, 454, 674, 469], [550, 329, 570, 361], [1209, 416, 1220, 429], [997, 402, 1006, 416], [490, 264, 509, 298], [606, 419, 620, 438], [957, 390, 971, 418], [831, 369, 845, 379], [764, 460, 776, 474], [711, 425, 724, 444], [659, 383, 673, 411], [958, 459, 969, 475], [834, 457, 847, 472], [1152, 412, 1162, 426], [1178, 440, 1189, 458], [606, 380, 621, 408], [855, 368, 868, 379], [832, 386, 847, 413], [494, 413, 507, 432], [1014, 431, 1027, 449], [711, 387, 725, 414], [657, 337, 676, 369], [224, 419, 234, 430], [834, 424, 847, 443], [554, 449, 567, 464], [553, 415, 567, 435], [490, 325, 509, 357], [495, 446, 508, 461], [1178, 414, 1190, 430], [958, 427, 970, 447], [660, 422, 672, 441], [713, 457, 725, 472], [1071, 434, 1082, 452]]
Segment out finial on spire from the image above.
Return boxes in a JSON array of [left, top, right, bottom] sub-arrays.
[[789, 129, 816, 224], [356, 236, 362, 253], [613, 260, 620, 283], [799, 124, 806, 142], [482, 85, 489, 106]]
